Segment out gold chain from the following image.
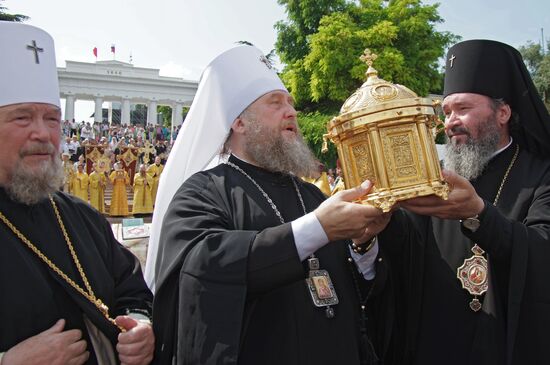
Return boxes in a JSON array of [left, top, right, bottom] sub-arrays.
[[0, 195, 123, 331], [492, 144, 519, 206]]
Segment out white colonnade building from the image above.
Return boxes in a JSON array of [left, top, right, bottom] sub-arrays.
[[58, 60, 198, 129]]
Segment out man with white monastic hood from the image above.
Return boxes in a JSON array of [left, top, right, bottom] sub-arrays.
[[150, 45, 395, 364]]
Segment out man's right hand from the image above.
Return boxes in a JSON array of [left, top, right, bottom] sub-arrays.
[[2, 319, 89, 365], [315, 180, 385, 241]]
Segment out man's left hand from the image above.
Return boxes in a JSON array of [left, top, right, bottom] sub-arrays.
[[399, 170, 485, 220], [114, 315, 154, 365]]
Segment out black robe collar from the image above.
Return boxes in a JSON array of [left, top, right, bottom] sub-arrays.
[[471, 142, 518, 201]]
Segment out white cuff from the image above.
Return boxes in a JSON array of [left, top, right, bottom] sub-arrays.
[[291, 212, 329, 261], [349, 238, 379, 280]]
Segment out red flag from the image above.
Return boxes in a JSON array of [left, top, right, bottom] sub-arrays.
[[93, 47, 97, 58], [111, 44, 116, 54]]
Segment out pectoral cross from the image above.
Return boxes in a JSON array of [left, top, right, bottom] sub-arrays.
[[27, 40, 44, 64]]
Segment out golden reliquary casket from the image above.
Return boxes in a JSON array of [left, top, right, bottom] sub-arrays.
[[323, 49, 449, 212]]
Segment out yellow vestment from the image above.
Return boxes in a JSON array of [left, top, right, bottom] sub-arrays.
[[331, 176, 345, 196], [146, 163, 164, 203], [62, 160, 74, 193], [132, 173, 154, 214], [314, 172, 332, 197], [89, 171, 107, 213], [72, 171, 89, 202], [109, 170, 130, 216]]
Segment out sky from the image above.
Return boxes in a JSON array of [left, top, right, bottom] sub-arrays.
[[4, 0, 550, 121]]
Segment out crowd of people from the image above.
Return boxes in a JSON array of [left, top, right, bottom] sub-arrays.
[[61, 151, 166, 216], [2, 20, 550, 365], [59, 117, 342, 218], [57, 118, 173, 216], [60, 125, 174, 164], [304, 166, 346, 196], [61, 120, 180, 148]]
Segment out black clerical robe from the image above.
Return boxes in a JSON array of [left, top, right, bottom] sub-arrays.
[[153, 156, 393, 365], [0, 189, 153, 364], [380, 144, 550, 365]]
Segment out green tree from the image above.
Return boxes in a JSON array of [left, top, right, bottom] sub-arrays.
[[519, 41, 544, 73], [158, 105, 172, 127], [275, 0, 349, 64], [519, 40, 550, 108], [285, 0, 457, 109], [275, 0, 457, 161], [0, 0, 29, 21], [297, 111, 339, 167], [157, 105, 190, 128], [275, 0, 349, 109], [534, 58, 550, 108]]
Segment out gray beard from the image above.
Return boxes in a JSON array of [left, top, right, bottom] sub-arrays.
[[243, 119, 319, 178], [444, 115, 501, 181], [5, 153, 64, 206]]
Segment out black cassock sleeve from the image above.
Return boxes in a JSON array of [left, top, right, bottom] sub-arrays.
[[156, 170, 306, 297]]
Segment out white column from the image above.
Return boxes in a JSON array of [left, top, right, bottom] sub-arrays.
[[172, 103, 183, 130], [94, 97, 103, 123], [107, 103, 113, 124], [147, 101, 157, 125], [121, 99, 131, 125], [65, 95, 75, 121]]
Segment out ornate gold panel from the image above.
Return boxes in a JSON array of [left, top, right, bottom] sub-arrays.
[[323, 48, 449, 212], [380, 123, 427, 187]]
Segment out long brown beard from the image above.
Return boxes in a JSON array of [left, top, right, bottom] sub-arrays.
[[243, 118, 319, 177], [5, 143, 63, 205]]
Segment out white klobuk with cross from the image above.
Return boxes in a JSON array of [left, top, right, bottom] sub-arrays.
[[26, 40, 44, 64]]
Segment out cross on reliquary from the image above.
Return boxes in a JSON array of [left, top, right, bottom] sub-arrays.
[[360, 49, 378, 67]]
